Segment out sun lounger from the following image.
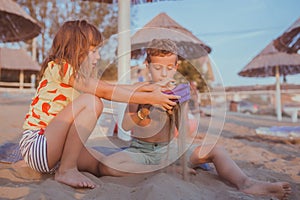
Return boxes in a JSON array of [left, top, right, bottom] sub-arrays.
[[256, 126, 300, 138]]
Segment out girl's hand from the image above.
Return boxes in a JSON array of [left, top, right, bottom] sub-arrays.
[[156, 78, 176, 90], [149, 86, 180, 110], [137, 78, 175, 92]]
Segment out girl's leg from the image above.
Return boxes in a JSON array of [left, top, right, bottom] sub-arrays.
[[44, 94, 103, 188], [189, 144, 291, 199]]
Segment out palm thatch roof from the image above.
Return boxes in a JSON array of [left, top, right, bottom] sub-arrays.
[[131, 12, 211, 59], [82, 0, 173, 4], [238, 41, 300, 77], [273, 17, 300, 54], [0, 0, 41, 43], [0, 47, 40, 71]]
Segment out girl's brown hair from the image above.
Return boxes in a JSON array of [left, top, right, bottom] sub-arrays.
[[39, 20, 103, 79]]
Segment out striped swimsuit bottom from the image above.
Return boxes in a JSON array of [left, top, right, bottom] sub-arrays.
[[19, 129, 57, 174]]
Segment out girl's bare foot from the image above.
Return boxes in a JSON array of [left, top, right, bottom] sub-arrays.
[[240, 178, 291, 200], [55, 167, 97, 189]]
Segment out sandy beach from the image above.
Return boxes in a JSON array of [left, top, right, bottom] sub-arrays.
[[0, 90, 299, 200]]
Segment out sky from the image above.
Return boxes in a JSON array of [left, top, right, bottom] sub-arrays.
[[130, 0, 300, 87]]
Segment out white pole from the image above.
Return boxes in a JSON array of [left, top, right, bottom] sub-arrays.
[[19, 69, 24, 89], [275, 66, 282, 121], [117, 0, 132, 141], [32, 37, 37, 62]]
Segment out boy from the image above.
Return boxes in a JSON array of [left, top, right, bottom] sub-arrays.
[[101, 39, 291, 200]]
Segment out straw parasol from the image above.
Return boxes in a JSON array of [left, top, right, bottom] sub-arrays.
[[131, 12, 211, 60], [273, 17, 300, 54], [82, 0, 170, 4], [0, 0, 41, 43], [238, 41, 300, 121]]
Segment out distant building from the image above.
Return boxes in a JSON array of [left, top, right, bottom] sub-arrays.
[[0, 47, 40, 89]]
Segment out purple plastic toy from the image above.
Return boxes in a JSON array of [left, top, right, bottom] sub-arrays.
[[163, 83, 191, 103]]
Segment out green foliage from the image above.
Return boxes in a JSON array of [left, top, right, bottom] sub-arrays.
[[97, 59, 117, 81], [177, 60, 211, 93], [14, 0, 118, 64]]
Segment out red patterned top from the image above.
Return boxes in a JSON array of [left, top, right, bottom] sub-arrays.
[[23, 61, 80, 131]]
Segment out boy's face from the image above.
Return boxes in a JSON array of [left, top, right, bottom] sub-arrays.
[[147, 54, 178, 83]]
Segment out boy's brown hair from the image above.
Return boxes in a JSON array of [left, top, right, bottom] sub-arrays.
[[146, 39, 178, 63]]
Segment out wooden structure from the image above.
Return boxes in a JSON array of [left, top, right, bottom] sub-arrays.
[[0, 47, 40, 89]]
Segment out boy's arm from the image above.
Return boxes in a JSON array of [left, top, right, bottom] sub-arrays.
[[122, 104, 151, 131]]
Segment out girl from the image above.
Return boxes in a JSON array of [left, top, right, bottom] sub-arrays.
[[19, 20, 179, 189]]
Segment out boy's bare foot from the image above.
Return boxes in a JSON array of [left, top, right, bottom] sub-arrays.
[[55, 168, 97, 189], [240, 178, 291, 200]]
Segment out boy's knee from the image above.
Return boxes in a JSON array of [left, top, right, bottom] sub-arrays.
[[98, 162, 111, 176], [210, 144, 226, 156], [98, 160, 120, 176]]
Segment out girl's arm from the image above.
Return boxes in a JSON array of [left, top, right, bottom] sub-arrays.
[[119, 78, 175, 93], [118, 82, 154, 92], [71, 77, 179, 110]]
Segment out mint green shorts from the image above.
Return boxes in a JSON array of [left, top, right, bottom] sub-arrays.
[[126, 139, 197, 166]]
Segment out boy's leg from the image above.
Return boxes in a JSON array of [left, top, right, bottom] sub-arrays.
[[44, 94, 103, 188], [190, 144, 248, 185], [100, 150, 163, 176], [77, 147, 105, 177], [189, 144, 291, 199]]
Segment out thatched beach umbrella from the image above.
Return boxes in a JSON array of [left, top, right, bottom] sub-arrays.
[[83, 0, 169, 4], [0, 0, 41, 43], [131, 12, 211, 60], [273, 17, 300, 54], [238, 42, 300, 121]]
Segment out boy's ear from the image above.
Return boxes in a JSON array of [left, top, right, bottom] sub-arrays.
[[144, 60, 149, 68]]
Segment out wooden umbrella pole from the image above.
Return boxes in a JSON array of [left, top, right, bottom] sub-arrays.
[[179, 101, 188, 181], [275, 65, 282, 121]]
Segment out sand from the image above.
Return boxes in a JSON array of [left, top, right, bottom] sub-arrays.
[[0, 90, 299, 200]]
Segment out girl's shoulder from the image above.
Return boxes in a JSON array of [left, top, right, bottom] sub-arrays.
[[47, 60, 72, 71], [46, 60, 74, 74], [44, 61, 74, 83]]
